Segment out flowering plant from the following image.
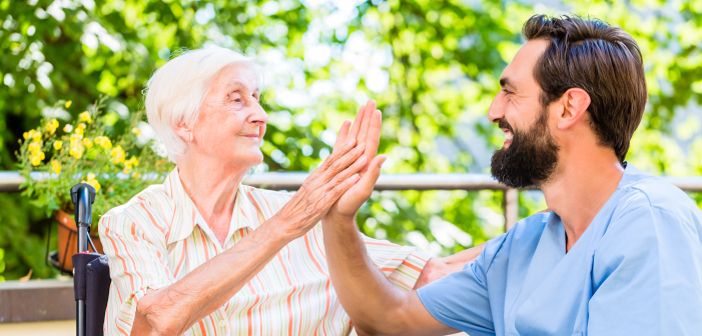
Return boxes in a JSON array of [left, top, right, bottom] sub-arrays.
[[16, 97, 173, 230]]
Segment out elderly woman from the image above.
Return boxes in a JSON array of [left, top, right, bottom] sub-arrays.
[[99, 47, 481, 336]]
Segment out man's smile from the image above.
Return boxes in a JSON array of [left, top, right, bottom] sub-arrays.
[[502, 128, 513, 147]]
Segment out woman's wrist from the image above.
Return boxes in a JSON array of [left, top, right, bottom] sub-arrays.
[[262, 212, 310, 242]]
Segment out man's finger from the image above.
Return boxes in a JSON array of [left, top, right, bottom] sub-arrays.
[[356, 100, 377, 145], [348, 101, 369, 141], [357, 155, 386, 194], [367, 110, 382, 156]]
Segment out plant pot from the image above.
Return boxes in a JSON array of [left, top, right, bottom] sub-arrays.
[[54, 209, 103, 272]]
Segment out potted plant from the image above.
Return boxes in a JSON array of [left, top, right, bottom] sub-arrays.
[[16, 97, 172, 273]]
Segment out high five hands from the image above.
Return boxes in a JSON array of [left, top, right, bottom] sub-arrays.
[[327, 100, 386, 220], [274, 100, 383, 237]]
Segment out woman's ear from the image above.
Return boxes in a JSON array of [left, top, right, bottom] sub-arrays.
[[557, 88, 591, 130], [173, 120, 194, 142]]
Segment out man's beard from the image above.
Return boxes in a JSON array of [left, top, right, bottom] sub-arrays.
[[490, 109, 559, 189]]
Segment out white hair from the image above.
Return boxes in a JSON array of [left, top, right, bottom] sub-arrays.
[[144, 47, 261, 163]]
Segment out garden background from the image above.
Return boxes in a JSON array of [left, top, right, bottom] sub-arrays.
[[1, 0, 701, 280]]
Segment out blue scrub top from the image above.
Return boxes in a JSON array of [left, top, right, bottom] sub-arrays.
[[418, 164, 702, 336]]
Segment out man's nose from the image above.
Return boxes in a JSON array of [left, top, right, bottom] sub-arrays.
[[487, 94, 504, 124]]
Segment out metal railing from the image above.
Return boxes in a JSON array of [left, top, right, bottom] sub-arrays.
[[2, 171, 702, 231]]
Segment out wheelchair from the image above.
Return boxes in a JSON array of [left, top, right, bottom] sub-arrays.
[[70, 183, 110, 336]]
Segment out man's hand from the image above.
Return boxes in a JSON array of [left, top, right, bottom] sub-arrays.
[[326, 100, 386, 219]]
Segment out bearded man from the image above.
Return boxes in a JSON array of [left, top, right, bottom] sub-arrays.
[[320, 14, 702, 336]]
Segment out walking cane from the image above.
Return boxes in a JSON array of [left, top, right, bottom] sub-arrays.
[[71, 183, 96, 336]]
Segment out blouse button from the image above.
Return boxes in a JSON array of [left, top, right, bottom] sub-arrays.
[[218, 320, 226, 327]]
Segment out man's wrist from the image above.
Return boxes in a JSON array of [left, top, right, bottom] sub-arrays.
[[322, 210, 356, 228]]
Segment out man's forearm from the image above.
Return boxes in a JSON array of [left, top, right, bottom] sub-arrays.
[[322, 213, 413, 333], [133, 216, 295, 335]]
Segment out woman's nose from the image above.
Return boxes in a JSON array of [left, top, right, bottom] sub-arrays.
[[249, 103, 268, 125]]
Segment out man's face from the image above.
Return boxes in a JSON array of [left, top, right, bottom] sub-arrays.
[[487, 39, 560, 188]]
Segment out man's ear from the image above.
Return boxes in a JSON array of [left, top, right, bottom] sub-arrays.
[[557, 88, 591, 130], [173, 120, 194, 143]]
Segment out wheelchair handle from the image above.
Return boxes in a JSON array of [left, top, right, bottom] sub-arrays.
[[71, 183, 96, 336]]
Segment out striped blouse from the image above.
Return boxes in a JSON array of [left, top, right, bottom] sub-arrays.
[[98, 168, 431, 335]]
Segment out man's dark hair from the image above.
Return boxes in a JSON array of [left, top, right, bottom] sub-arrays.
[[523, 14, 647, 163]]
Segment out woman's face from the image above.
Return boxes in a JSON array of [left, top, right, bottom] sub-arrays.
[[190, 63, 267, 169]]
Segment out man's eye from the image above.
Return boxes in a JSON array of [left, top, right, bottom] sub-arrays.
[[502, 89, 513, 95]]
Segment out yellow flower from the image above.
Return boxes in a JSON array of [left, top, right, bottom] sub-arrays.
[[69, 147, 83, 159], [46, 119, 59, 135], [53, 140, 63, 150], [81, 173, 101, 192], [131, 127, 141, 136], [75, 126, 84, 136], [110, 145, 125, 164], [133, 172, 141, 178], [79, 112, 92, 124], [65, 100, 72, 108], [124, 156, 138, 168], [83, 138, 93, 149], [31, 129, 41, 142], [95, 136, 112, 149], [50, 160, 61, 175], [63, 124, 73, 133], [29, 151, 45, 166], [24, 129, 38, 140], [28, 141, 42, 153], [69, 136, 84, 159], [123, 156, 139, 173]]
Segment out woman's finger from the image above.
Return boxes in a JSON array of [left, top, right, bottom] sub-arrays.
[[325, 173, 362, 205], [330, 153, 368, 186], [332, 119, 352, 154], [316, 138, 356, 175], [326, 143, 366, 178]]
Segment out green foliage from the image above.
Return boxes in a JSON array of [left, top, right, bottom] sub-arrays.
[[0, 248, 5, 281], [16, 97, 173, 222], [0, 192, 56, 280], [1, 0, 701, 279]]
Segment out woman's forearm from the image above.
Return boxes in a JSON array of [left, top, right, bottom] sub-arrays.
[[133, 216, 295, 335]]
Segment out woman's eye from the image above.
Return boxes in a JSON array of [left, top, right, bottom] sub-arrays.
[[229, 94, 242, 103]]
